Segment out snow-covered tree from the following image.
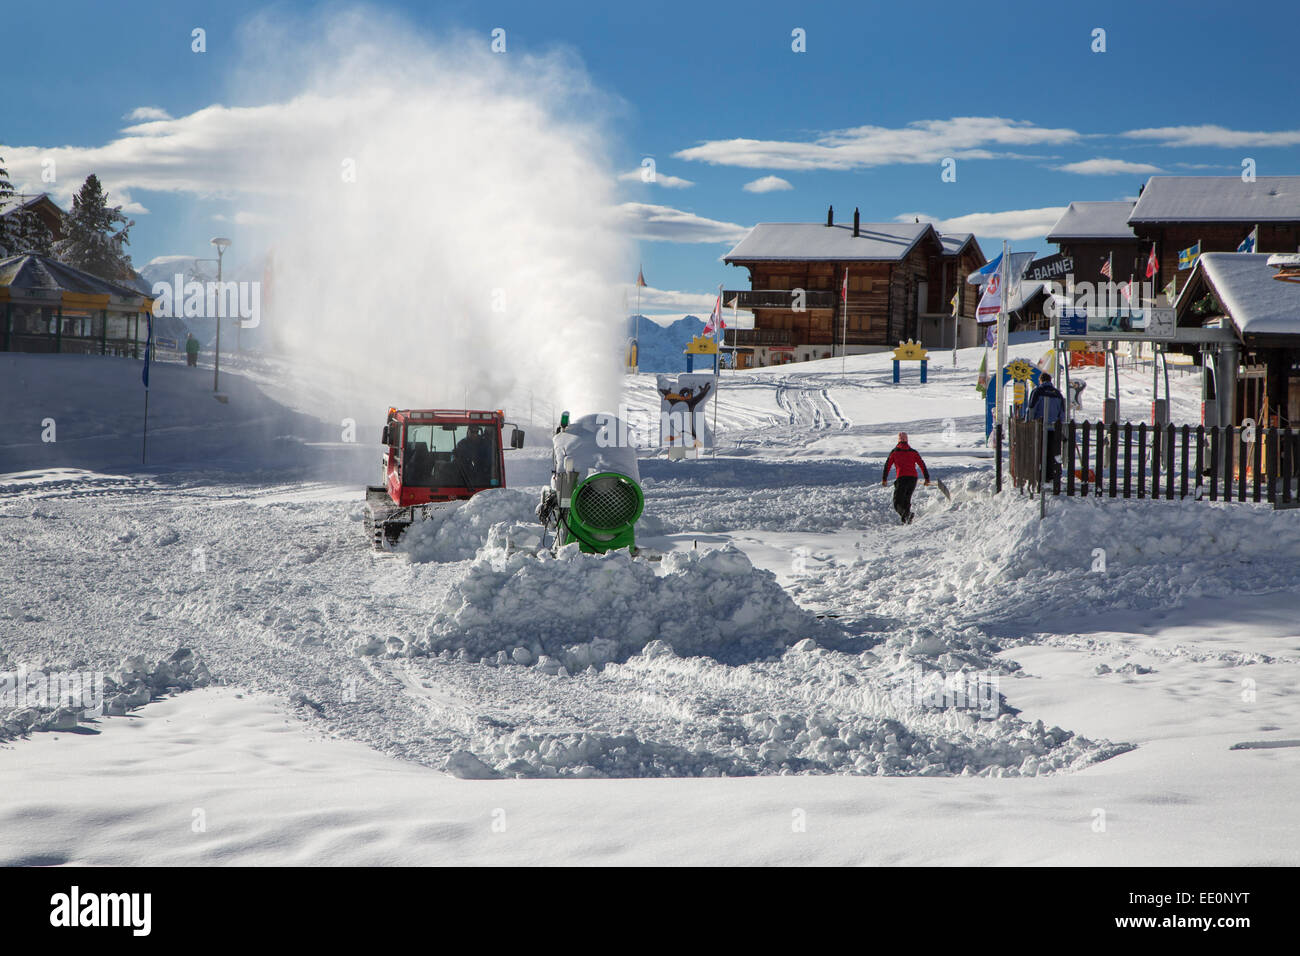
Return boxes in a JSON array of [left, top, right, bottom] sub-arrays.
[[0, 156, 21, 258], [51, 174, 134, 280]]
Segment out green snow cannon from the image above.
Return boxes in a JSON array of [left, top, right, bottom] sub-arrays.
[[542, 412, 644, 554]]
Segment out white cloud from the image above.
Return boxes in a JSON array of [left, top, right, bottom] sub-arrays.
[[742, 175, 792, 193], [125, 106, 174, 122], [897, 206, 1067, 241], [1055, 158, 1163, 175], [616, 202, 749, 243], [674, 117, 1081, 171], [617, 168, 693, 188], [213, 210, 274, 225], [629, 285, 718, 313], [1122, 125, 1300, 148]]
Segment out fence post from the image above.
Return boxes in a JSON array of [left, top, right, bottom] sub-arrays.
[[1067, 421, 1077, 497], [1194, 425, 1204, 499], [1267, 426, 1278, 503], [1109, 422, 1119, 498], [995, 423, 1002, 493], [1210, 426, 1219, 501], [1238, 428, 1248, 503], [1181, 425, 1190, 499], [1080, 422, 1090, 497], [1253, 429, 1263, 503], [1284, 428, 1294, 504], [1124, 423, 1133, 499], [1140, 423, 1150, 499], [1163, 424, 1173, 499]]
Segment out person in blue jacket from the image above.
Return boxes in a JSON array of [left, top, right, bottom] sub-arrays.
[[1027, 373, 1066, 480]]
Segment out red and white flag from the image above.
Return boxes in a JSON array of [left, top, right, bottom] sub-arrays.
[[1145, 245, 1158, 279], [1100, 254, 1113, 279], [1122, 275, 1134, 302], [703, 293, 725, 336], [841, 270, 849, 300]]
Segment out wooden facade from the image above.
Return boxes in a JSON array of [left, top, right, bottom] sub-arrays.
[[723, 221, 984, 366]]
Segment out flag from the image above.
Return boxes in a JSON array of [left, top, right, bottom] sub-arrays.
[[1036, 347, 1056, 377], [976, 349, 989, 396], [1100, 253, 1113, 279], [950, 290, 959, 317], [1237, 226, 1258, 254], [141, 314, 153, 389], [841, 269, 849, 300], [1163, 276, 1177, 302], [703, 292, 724, 336], [1122, 275, 1134, 302], [1145, 244, 1158, 279], [969, 252, 1002, 285], [975, 271, 1002, 322], [635, 267, 647, 288], [1178, 241, 1201, 270]]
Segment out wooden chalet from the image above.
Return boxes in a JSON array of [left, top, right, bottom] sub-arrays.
[[721, 207, 985, 368], [1046, 201, 1143, 287]]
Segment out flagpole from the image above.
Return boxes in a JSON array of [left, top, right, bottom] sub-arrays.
[[712, 282, 722, 457], [635, 266, 641, 373], [995, 240, 1009, 434], [841, 268, 848, 377], [142, 387, 150, 464]]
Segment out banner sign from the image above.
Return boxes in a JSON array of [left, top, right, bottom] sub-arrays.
[[1024, 254, 1074, 282], [1057, 306, 1175, 340], [656, 373, 715, 449]]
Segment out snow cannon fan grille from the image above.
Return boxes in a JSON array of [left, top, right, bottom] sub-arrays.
[[565, 473, 644, 553]]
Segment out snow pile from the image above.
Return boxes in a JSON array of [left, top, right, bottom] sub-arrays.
[[0, 647, 214, 741], [396, 488, 539, 562], [467, 640, 1130, 778], [419, 543, 835, 667]]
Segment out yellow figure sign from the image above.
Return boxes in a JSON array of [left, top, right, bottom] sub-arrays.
[[685, 335, 719, 355]]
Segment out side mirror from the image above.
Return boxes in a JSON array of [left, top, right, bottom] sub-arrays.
[[380, 425, 390, 446], [511, 428, 525, 449]]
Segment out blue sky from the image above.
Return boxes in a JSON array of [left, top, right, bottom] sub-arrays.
[[5, 0, 1300, 317]]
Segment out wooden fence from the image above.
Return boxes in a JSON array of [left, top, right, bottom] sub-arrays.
[[1008, 419, 1300, 507]]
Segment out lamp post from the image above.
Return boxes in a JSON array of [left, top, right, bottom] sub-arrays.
[[210, 237, 231, 392]]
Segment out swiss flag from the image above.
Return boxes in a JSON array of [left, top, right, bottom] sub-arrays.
[[1145, 245, 1158, 279], [841, 270, 849, 300]]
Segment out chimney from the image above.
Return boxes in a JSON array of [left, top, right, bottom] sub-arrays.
[[826, 205, 834, 227], [853, 207, 860, 238]]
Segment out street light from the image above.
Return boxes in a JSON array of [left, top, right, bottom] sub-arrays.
[[210, 237, 231, 392]]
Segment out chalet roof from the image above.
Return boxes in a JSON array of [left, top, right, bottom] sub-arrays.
[[1183, 252, 1300, 339], [0, 192, 62, 219], [939, 232, 982, 259], [0, 253, 145, 299], [724, 222, 939, 263], [1047, 201, 1137, 241], [1129, 176, 1300, 224]]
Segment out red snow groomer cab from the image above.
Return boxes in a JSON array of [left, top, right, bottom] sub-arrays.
[[363, 408, 524, 549]]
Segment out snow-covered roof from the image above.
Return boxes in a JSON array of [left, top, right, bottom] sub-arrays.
[[1189, 252, 1300, 339], [724, 222, 937, 262], [935, 231, 982, 261], [1129, 176, 1300, 224], [0, 253, 145, 299], [1047, 201, 1136, 241]]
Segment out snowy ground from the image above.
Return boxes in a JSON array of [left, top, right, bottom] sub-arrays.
[[2, 345, 1297, 864]]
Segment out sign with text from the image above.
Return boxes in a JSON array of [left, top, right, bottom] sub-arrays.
[[1056, 306, 1175, 340], [1024, 254, 1074, 282]]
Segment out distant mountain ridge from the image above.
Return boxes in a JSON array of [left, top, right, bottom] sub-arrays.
[[628, 314, 710, 372]]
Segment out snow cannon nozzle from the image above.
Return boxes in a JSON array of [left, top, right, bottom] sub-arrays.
[[542, 412, 644, 554]]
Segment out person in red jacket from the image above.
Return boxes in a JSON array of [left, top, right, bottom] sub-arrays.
[[882, 431, 930, 524]]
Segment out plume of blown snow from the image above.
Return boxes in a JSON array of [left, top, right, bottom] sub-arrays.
[[228, 7, 631, 420]]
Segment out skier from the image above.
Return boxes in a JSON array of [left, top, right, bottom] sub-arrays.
[[882, 431, 930, 524], [185, 332, 200, 367], [1027, 373, 1067, 481]]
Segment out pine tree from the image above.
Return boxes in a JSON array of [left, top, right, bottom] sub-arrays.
[[0, 156, 21, 259], [51, 174, 134, 279], [15, 206, 54, 256]]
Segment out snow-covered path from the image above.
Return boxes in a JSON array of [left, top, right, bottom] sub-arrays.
[[2, 345, 1298, 863]]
